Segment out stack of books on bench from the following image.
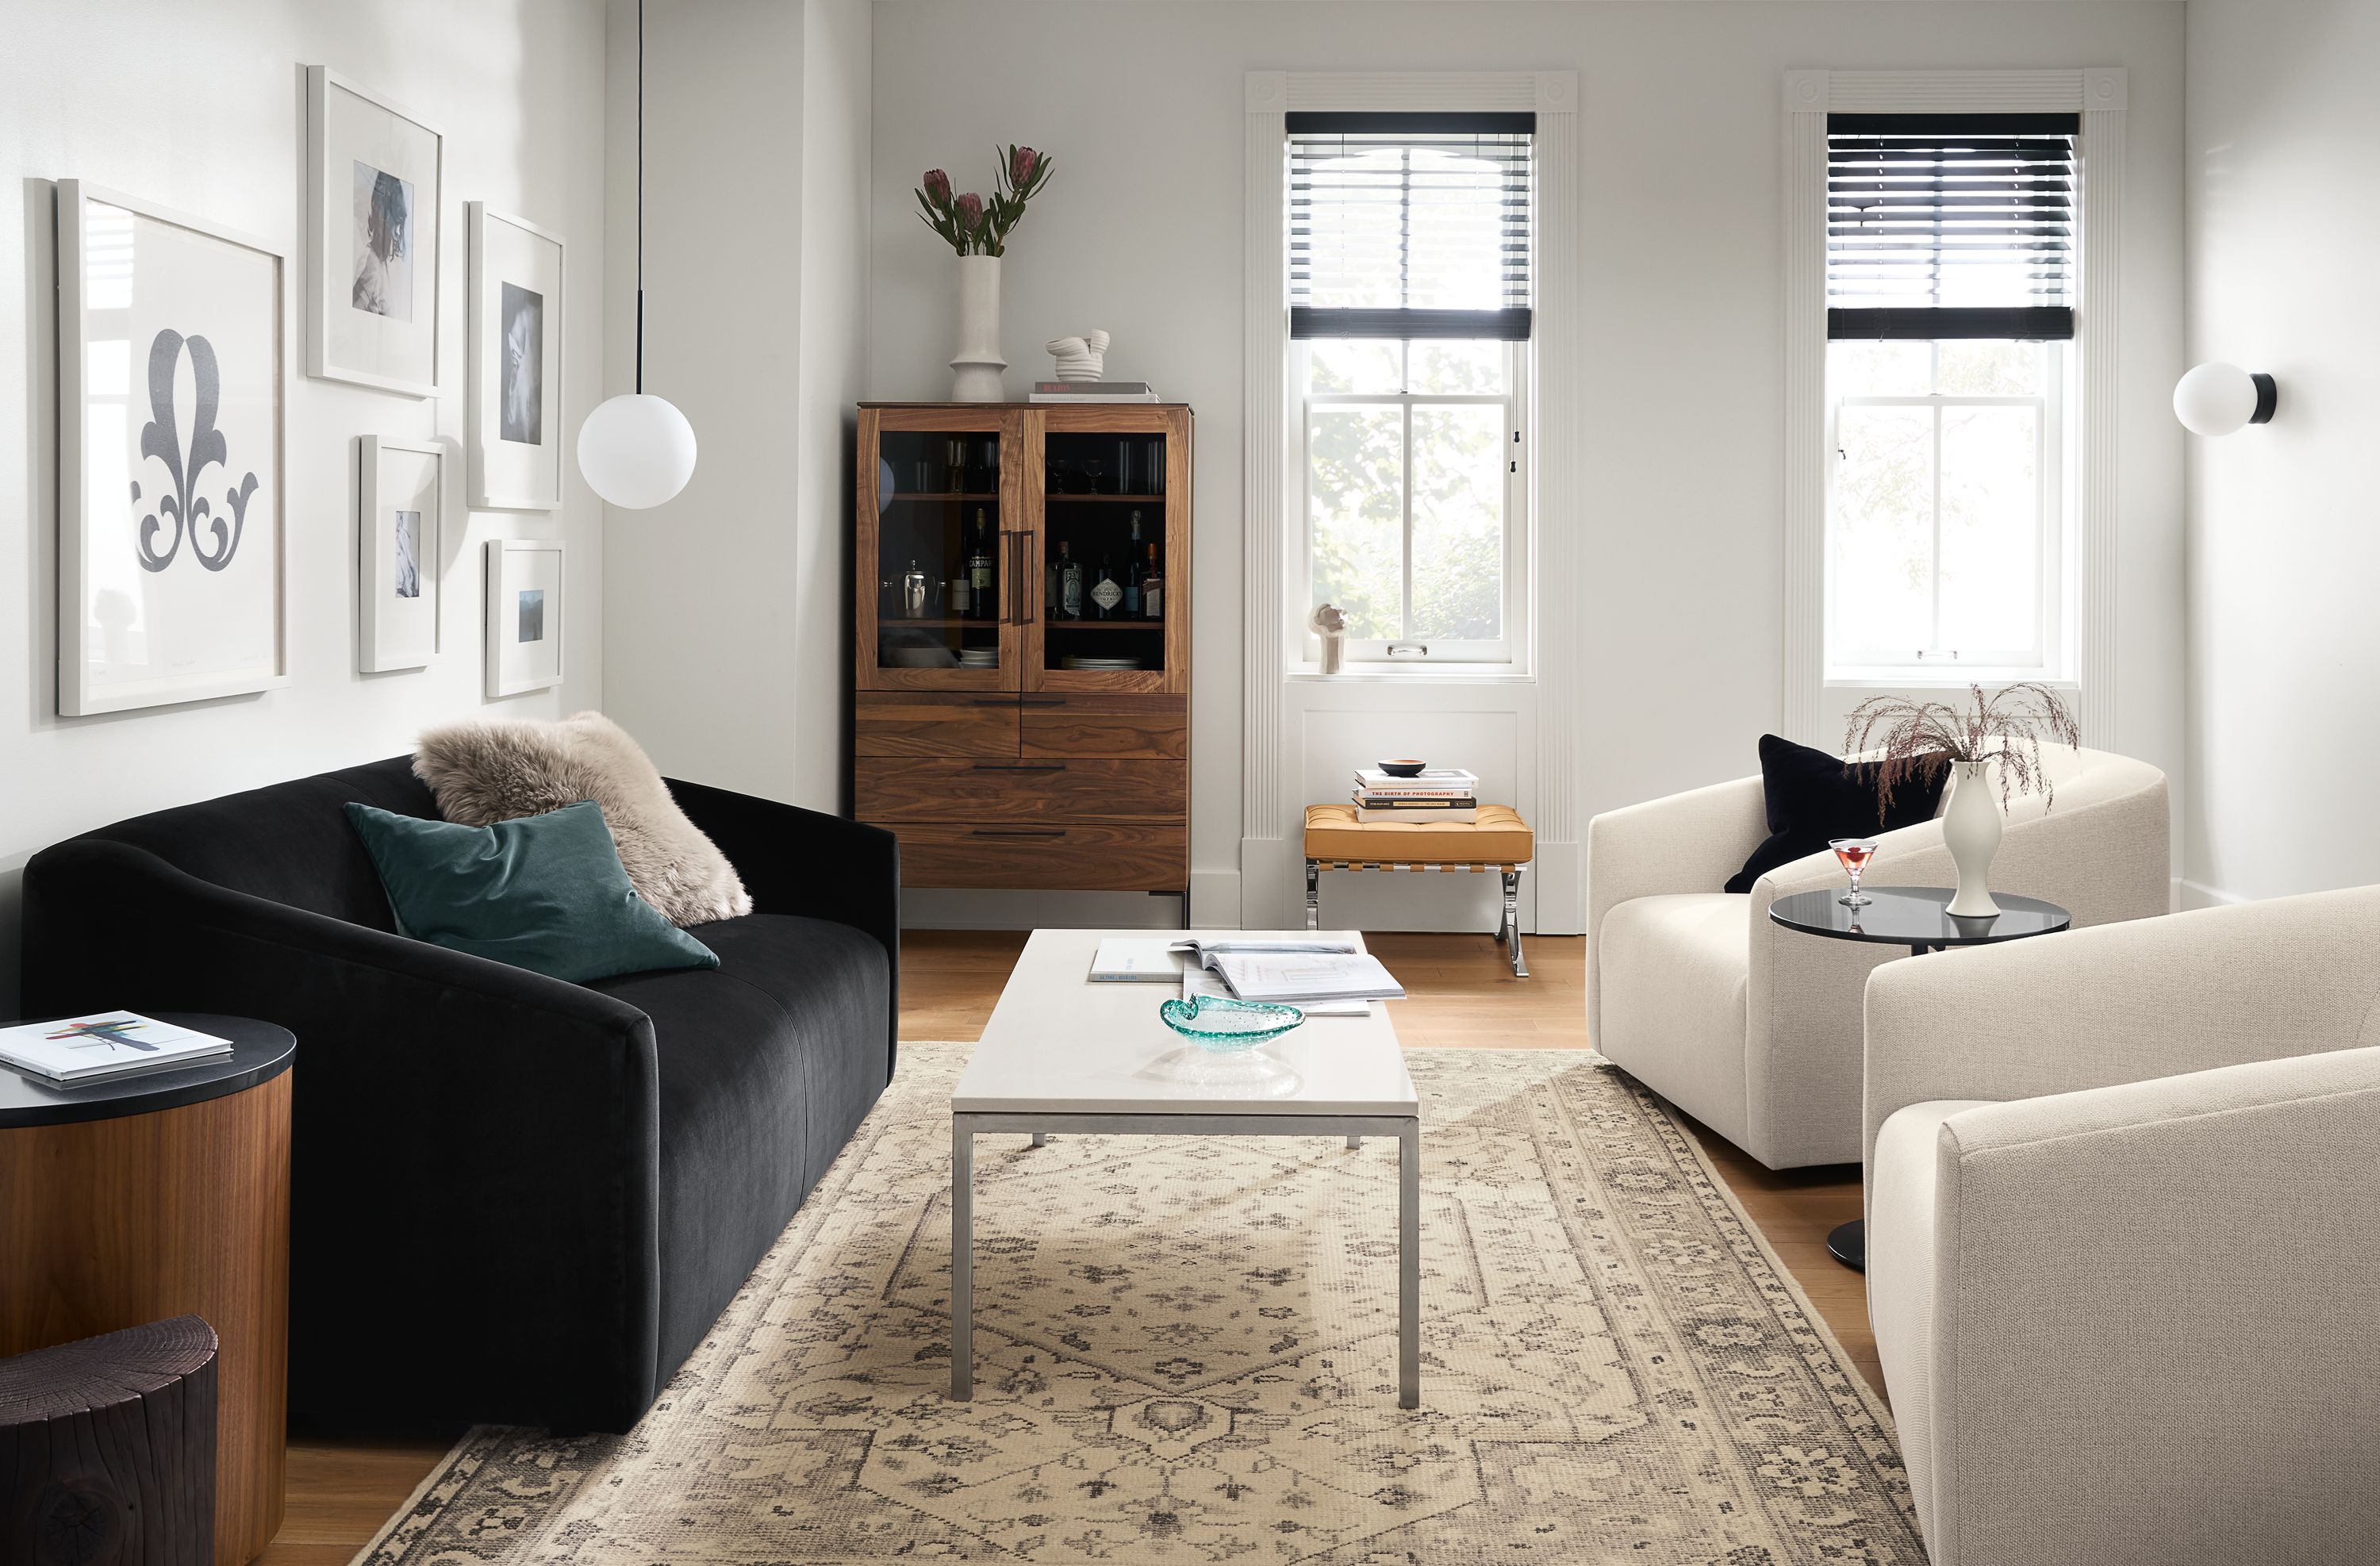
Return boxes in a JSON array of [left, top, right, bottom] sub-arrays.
[[1352, 766, 1479, 823]]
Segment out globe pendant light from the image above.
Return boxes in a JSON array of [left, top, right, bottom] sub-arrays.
[[578, 0, 697, 509]]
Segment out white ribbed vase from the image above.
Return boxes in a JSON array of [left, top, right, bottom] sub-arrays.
[[950, 255, 1007, 402], [1941, 759, 2005, 917]]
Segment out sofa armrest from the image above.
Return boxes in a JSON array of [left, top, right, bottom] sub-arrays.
[[21, 838, 665, 1432], [663, 778, 900, 1070], [1862, 884, 2380, 1175], [1914, 1047, 2380, 1563], [1585, 773, 1768, 1042]]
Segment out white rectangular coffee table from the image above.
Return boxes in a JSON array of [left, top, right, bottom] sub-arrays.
[[950, 928, 1422, 1406]]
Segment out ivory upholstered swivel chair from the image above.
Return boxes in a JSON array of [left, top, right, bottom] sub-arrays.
[[1584, 745, 2167, 1168], [1862, 888, 2380, 1564]]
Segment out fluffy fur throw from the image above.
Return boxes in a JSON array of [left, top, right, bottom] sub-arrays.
[[413, 712, 753, 927]]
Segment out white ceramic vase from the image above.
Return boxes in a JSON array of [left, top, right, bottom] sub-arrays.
[[1941, 758, 2005, 917], [950, 255, 1006, 402]]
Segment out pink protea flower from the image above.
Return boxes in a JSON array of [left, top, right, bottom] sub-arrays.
[[1011, 147, 1039, 187], [954, 193, 983, 234], [923, 169, 952, 208]]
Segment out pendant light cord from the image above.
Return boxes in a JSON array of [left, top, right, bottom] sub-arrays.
[[635, 0, 645, 396]]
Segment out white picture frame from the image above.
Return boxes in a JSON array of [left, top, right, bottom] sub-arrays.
[[358, 436, 443, 672], [467, 204, 565, 509], [484, 537, 564, 697], [308, 64, 443, 397], [57, 179, 289, 716]]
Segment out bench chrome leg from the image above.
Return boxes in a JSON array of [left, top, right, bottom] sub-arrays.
[[1305, 859, 1321, 931], [1503, 870, 1530, 978]]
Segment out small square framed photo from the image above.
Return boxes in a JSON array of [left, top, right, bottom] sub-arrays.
[[308, 65, 443, 397], [358, 436, 443, 672], [57, 179, 289, 716], [468, 204, 565, 509], [485, 537, 563, 698]]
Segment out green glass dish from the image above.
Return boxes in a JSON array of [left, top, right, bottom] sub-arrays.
[[1158, 995, 1305, 1052]]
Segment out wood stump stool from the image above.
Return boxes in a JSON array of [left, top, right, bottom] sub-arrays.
[[0, 1315, 219, 1566]]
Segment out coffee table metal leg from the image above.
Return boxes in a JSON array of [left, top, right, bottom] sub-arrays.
[[951, 1119, 974, 1399], [1346, 1134, 1361, 1150], [1031, 1133, 1047, 1146], [1398, 1116, 1420, 1408]]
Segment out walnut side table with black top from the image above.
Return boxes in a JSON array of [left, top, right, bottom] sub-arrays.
[[0, 1015, 294, 1566], [1766, 889, 2071, 1273]]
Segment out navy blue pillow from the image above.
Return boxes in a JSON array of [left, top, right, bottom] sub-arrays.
[[345, 800, 720, 983], [1723, 734, 1948, 894]]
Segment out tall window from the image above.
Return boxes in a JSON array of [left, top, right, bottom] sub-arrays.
[[1290, 113, 1531, 665], [1825, 114, 2077, 679]]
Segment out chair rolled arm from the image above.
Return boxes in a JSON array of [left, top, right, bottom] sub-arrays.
[[1862, 883, 2380, 1174], [1914, 1046, 2380, 1563], [1585, 773, 1768, 1042]]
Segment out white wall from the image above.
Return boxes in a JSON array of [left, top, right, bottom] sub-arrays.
[[0, 0, 608, 1012], [601, 0, 866, 816], [869, 0, 2186, 931], [2182, 0, 2380, 907]]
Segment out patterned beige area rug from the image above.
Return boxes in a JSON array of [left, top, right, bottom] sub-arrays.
[[359, 1044, 1921, 1564]]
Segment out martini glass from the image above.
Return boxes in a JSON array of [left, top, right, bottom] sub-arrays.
[[1829, 837, 1879, 908]]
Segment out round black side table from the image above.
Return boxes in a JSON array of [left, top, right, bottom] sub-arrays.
[[1, 1015, 294, 1565], [1766, 889, 2071, 1272]]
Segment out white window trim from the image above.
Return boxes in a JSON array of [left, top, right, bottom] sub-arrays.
[[1782, 67, 2125, 746], [1242, 71, 1580, 923], [1294, 338, 1531, 666]]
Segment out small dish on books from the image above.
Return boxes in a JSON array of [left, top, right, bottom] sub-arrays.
[[1376, 758, 1427, 777], [1157, 995, 1305, 1053]]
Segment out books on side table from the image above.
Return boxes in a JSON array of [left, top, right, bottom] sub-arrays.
[[0, 1011, 235, 1086], [1353, 766, 1480, 824]]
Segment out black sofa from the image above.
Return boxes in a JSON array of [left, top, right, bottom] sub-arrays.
[[21, 756, 897, 1435]]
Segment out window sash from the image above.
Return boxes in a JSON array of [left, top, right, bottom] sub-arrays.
[[1296, 340, 1526, 666], [1825, 342, 2067, 676]]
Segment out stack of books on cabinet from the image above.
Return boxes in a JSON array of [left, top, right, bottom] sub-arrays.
[[1353, 767, 1479, 823]]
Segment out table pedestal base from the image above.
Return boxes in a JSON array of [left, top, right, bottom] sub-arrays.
[[1827, 1219, 1866, 1272]]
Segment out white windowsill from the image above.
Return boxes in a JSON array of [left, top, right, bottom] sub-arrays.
[[1290, 665, 1535, 685], [1825, 674, 2080, 693]]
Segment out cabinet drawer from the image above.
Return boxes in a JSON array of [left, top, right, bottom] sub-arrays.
[[1020, 694, 1188, 760], [890, 820, 1186, 891], [856, 757, 1184, 821], [854, 692, 1019, 758]]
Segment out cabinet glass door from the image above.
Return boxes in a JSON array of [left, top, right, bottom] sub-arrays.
[[861, 411, 1020, 689], [1030, 410, 1187, 693]]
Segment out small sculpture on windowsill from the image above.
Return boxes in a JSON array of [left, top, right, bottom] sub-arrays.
[[1309, 603, 1348, 676], [1046, 330, 1110, 382]]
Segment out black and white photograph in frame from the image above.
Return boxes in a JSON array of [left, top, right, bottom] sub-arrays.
[[309, 64, 442, 397], [358, 435, 443, 673], [468, 204, 565, 509], [56, 179, 286, 716], [484, 537, 564, 697]]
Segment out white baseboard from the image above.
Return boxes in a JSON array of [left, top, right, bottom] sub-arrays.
[[2177, 877, 2244, 911]]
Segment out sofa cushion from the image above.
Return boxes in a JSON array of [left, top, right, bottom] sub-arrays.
[[1595, 893, 1754, 1146], [588, 913, 892, 1381], [1870, 1096, 1998, 1549]]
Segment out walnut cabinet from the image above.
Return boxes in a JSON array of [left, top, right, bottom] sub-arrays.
[[855, 403, 1190, 896]]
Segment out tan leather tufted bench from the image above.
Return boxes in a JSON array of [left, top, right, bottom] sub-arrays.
[[1302, 804, 1535, 977]]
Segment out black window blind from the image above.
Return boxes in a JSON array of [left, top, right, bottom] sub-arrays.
[[1827, 113, 2078, 341], [1288, 111, 1533, 341]]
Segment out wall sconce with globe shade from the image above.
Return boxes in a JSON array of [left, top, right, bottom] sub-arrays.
[[2172, 362, 2277, 437]]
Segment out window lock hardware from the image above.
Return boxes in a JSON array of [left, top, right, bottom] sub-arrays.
[[1386, 643, 1431, 658]]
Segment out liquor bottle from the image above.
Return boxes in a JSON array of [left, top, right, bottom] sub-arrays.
[[949, 546, 970, 616], [965, 509, 995, 620], [1091, 555, 1122, 619], [1058, 541, 1082, 619], [1123, 511, 1144, 615], [1141, 544, 1162, 620]]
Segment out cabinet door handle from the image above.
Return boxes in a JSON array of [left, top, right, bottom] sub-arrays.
[[968, 697, 1016, 708], [1017, 697, 1066, 707], [1020, 534, 1038, 626]]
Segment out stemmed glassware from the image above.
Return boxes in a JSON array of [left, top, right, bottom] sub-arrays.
[[1829, 838, 1879, 908]]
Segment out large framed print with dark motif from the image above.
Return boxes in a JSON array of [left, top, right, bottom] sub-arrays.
[[57, 180, 287, 716], [308, 65, 443, 397], [467, 204, 565, 509]]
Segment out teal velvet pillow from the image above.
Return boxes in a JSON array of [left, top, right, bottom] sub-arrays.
[[344, 800, 720, 983]]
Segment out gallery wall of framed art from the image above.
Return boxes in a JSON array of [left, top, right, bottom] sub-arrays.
[[56, 179, 289, 716], [467, 203, 566, 509]]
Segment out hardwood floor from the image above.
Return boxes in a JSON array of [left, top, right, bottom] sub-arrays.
[[262, 928, 1878, 1566]]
